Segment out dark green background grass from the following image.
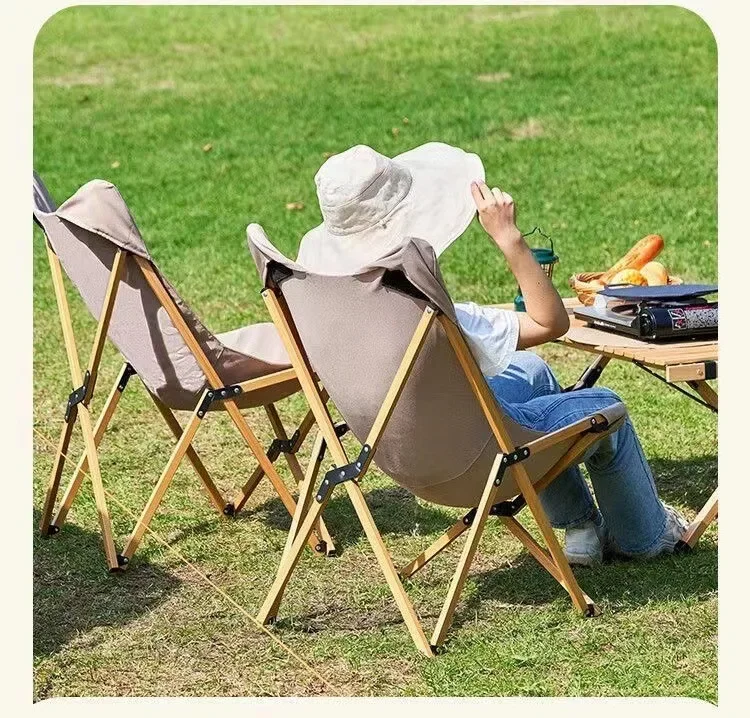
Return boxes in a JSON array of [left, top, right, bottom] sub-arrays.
[[33, 5, 717, 699]]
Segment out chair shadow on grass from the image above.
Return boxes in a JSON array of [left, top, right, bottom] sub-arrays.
[[648, 454, 717, 514], [249, 484, 455, 553], [248, 453, 716, 629], [33, 509, 181, 659]]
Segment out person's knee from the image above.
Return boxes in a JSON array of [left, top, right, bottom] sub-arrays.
[[584, 414, 635, 472]]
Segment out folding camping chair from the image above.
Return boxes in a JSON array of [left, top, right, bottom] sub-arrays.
[[33, 174, 334, 571], [246, 226, 627, 656]]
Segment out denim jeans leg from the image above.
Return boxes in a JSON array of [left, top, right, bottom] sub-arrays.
[[486, 350, 561, 403], [538, 464, 598, 529], [582, 417, 667, 556], [503, 387, 668, 555], [488, 352, 600, 528]]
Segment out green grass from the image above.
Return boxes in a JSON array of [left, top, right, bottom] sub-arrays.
[[33, 5, 717, 700]]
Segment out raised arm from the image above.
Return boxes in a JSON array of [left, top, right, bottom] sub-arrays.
[[471, 180, 569, 349]]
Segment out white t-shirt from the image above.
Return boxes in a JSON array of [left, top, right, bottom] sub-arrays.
[[454, 301, 520, 378]]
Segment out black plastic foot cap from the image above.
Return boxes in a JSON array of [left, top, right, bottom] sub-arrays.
[[223, 503, 236, 517], [584, 603, 601, 618], [674, 539, 692, 554]]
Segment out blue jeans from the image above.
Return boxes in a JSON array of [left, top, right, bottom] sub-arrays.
[[486, 351, 668, 557]]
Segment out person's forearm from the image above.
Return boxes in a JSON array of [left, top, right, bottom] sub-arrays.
[[496, 233, 569, 336], [470, 179, 568, 343]]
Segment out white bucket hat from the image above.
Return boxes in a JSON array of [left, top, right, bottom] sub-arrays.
[[288, 142, 485, 274]]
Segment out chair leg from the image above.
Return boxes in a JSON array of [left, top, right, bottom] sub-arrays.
[[258, 477, 434, 657], [499, 516, 597, 610], [257, 486, 330, 624], [149, 394, 226, 515], [282, 431, 326, 560], [399, 516, 470, 579], [265, 404, 336, 556], [255, 432, 328, 622], [51, 367, 127, 531], [680, 488, 718, 550], [78, 403, 119, 570], [39, 417, 76, 535], [431, 454, 504, 649], [233, 464, 265, 514], [118, 405, 204, 564], [513, 465, 594, 615], [345, 481, 434, 657], [222, 400, 322, 553]]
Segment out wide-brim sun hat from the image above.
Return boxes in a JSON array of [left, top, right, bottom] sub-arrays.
[[265, 142, 485, 274]]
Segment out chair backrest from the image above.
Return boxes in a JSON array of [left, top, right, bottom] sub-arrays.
[[248, 226, 575, 508], [33, 174, 259, 408]]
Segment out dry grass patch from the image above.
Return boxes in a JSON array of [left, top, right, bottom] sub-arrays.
[[476, 71, 512, 83], [40, 67, 114, 88], [509, 117, 545, 140]]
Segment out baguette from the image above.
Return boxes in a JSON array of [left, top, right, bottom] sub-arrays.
[[600, 234, 664, 284]]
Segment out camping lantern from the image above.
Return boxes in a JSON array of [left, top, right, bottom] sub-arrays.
[[514, 227, 559, 311]]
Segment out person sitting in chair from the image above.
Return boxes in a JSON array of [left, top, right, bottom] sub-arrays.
[[296, 142, 688, 566]]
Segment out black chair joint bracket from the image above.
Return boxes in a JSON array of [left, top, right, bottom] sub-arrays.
[[197, 384, 243, 417], [315, 443, 371, 503]]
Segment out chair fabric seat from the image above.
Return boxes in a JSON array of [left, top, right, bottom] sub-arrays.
[[210, 323, 300, 411]]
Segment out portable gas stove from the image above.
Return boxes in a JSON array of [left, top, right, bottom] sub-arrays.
[[573, 284, 718, 341]]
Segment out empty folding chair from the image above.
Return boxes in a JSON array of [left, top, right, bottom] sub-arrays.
[[33, 174, 333, 571], [247, 226, 626, 656]]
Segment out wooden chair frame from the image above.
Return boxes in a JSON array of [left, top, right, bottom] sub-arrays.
[[39, 245, 334, 571], [256, 287, 612, 656]]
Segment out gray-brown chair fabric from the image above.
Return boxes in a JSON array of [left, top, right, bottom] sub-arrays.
[[33, 176, 298, 411], [248, 225, 626, 508]]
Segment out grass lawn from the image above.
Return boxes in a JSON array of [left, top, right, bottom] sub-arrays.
[[33, 4, 717, 700]]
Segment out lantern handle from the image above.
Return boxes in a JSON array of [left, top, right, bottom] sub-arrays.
[[522, 226, 554, 255]]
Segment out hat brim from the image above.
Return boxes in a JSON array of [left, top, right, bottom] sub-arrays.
[[298, 143, 485, 273]]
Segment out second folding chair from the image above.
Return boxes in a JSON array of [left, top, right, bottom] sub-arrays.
[[247, 226, 627, 656], [33, 174, 334, 571]]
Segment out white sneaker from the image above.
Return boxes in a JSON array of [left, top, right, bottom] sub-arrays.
[[641, 503, 689, 558], [564, 520, 605, 567]]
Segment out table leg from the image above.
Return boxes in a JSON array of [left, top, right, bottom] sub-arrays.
[[672, 380, 717, 550], [565, 355, 610, 392], [688, 380, 718, 411], [678, 488, 718, 551]]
